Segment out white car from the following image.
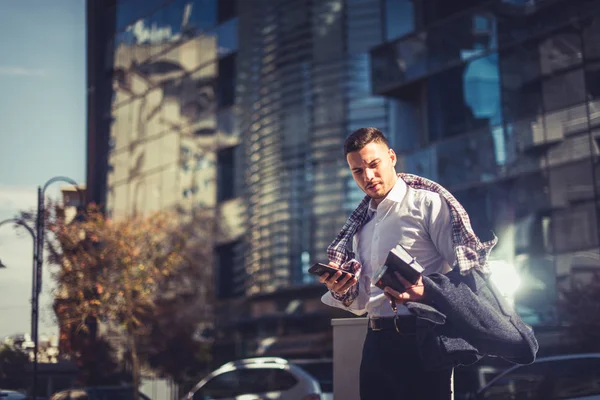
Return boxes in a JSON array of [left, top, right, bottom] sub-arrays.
[[49, 386, 151, 400], [183, 357, 326, 400], [475, 353, 600, 399], [0, 390, 27, 400]]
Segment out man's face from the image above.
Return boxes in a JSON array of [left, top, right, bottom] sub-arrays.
[[347, 141, 397, 205]]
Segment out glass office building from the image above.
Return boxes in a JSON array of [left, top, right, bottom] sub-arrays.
[[87, 0, 394, 361], [88, 0, 392, 296], [236, 0, 391, 295], [87, 0, 245, 296], [219, 0, 395, 359], [371, 0, 600, 329]]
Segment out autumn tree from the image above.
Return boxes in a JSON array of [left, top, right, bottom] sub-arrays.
[[39, 203, 214, 399]]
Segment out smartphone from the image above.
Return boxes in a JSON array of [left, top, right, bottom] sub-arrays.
[[308, 263, 355, 279]]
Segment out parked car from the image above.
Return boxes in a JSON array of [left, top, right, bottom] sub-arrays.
[[183, 357, 325, 400], [49, 386, 151, 400], [288, 358, 333, 400], [0, 390, 27, 400], [474, 353, 600, 399]]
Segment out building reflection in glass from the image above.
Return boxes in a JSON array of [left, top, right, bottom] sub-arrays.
[[371, 0, 600, 328], [107, 0, 239, 219]]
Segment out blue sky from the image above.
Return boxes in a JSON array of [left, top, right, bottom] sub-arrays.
[[0, 1, 86, 339]]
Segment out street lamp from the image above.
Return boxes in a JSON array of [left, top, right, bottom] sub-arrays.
[[32, 176, 84, 399], [0, 176, 83, 399], [0, 218, 37, 397], [35, 177, 83, 304]]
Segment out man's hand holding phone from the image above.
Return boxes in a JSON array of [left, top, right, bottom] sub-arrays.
[[315, 262, 358, 295]]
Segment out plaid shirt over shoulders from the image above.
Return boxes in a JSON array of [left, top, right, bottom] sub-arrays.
[[327, 173, 497, 307]]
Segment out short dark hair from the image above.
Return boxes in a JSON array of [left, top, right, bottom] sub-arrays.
[[343, 127, 390, 156]]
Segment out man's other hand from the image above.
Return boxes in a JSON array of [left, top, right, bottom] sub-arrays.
[[384, 272, 425, 303]]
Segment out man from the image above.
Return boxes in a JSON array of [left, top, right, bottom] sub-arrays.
[[319, 127, 482, 399]]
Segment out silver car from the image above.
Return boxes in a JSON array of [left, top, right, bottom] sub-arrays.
[[475, 353, 600, 399], [0, 390, 27, 400], [183, 357, 325, 400]]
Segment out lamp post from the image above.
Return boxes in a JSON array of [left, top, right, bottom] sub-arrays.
[[0, 218, 37, 397], [0, 176, 83, 399], [33, 176, 83, 399]]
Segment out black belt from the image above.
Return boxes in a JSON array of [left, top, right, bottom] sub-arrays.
[[368, 316, 416, 334]]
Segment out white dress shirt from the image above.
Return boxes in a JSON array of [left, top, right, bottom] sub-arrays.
[[321, 176, 456, 316]]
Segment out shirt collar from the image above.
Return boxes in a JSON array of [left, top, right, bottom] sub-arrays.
[[368, 175, 407, 212]]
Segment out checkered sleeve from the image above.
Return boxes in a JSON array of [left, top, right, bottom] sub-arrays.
[[326, 197, 370, 307]]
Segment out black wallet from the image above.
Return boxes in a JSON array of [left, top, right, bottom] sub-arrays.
[[373, 244, 424, 293]]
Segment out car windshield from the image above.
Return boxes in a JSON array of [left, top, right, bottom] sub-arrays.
[[293, 361, 333, 392], [51, 388, 150, 400], [194, 368, 299, 399], [479, 357, 600, 399]]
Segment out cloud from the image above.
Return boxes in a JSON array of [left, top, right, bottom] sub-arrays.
[[0, 66, 46, 77]]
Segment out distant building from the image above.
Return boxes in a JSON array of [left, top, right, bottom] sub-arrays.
[[3, 333, 59, 364], [60, 184, 87, 224]]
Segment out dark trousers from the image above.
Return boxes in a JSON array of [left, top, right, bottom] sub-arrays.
[[359, 328, 453, 400]]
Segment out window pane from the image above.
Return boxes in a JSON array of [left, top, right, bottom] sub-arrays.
[[395, 35, 428, 82], [427, 11, 497, 71], [346, 0, 385, 55], [370, 38, 427, 92], [388, 95, 423, 152], [216, 18, 238, 57], [542, 68, 586, 114], [585, 61, 600, 100], [175, 0, 217, 32], [582, 15, 600, 61], [218, 54, 236, 107], [235, 369, 298, 394], [435, 128, 500, 188], [480, 363, 549, 399], [421, 0, 480, 26], [218, 0, 236, 23], [483, 358, 600, 399], [500, 39, 544, 123], [539, 30, 582, 75], [385, 0, 414, 41], [215, 241, 237, 298], [217, 145, 235, 201], [312, 0, 344, 62], [197, 370, 240, 399], [265, 370, 299, 392], [427, 53, 502, 141], [551, 358, 600, 398], [116, 0, 170, 31], [549, 158, 599, 253]]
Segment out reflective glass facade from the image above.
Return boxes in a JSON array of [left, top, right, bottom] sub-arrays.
[[89, 0, 391, 301], [371, 0, 600, 327], [106, 0, 239, 219], [88, 0, 245, 298], [238, 0, 390, 295]]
